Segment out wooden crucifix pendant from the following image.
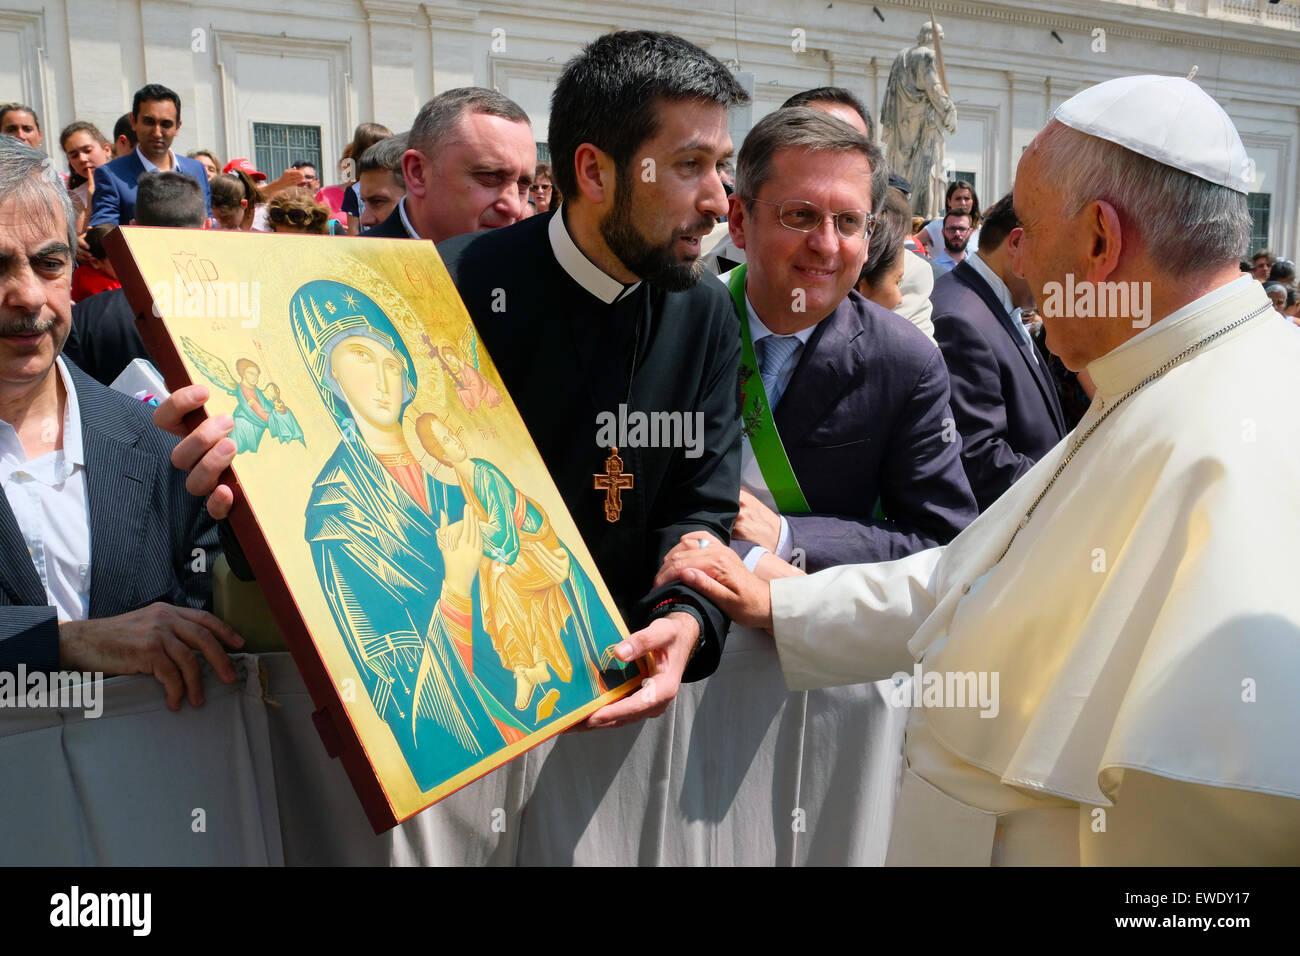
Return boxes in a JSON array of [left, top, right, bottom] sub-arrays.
[[594, 446, 634, 522]]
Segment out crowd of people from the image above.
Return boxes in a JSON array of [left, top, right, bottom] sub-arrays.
[[0, 27, 1297, 866], [0, 93, 567, 300]]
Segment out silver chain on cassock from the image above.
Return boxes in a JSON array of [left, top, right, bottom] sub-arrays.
[[996, 303, 1275, 563]]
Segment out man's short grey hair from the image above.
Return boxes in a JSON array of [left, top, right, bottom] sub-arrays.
[[736, 107, 887, 213], [0, 134, 76, 250], [409, 88, 529, 158], [1034, 120, 1251, 278], [359, 132, 409, 190]]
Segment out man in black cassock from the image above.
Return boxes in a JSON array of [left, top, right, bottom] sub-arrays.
[[157, 31, 750, 728]]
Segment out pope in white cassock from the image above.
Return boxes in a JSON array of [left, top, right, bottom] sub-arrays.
[[657, 74, 1300, 865]]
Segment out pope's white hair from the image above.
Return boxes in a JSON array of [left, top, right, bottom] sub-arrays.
[[1033, 120, 1250, 278], [0, 134, 76, 252]]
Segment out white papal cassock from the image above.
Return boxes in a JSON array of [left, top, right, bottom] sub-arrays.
[[772, 277, 1300, 865]]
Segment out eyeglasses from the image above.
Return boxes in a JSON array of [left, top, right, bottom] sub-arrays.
[[746, 198, 878, 240], [528, 183, 552, 195], [269, 206, 324, 226]]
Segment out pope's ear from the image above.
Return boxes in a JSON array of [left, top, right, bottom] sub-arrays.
[[728, 194, 748, 250], [1082, 199, 1124, 282]]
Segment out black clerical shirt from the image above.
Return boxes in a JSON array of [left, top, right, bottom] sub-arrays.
[[437, 209, 741, 681]]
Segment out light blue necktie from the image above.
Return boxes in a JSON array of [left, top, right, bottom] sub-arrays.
[[758, 334, 802, 409]]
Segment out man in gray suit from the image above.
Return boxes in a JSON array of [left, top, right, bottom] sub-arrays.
[[0, 136, 242, 708]]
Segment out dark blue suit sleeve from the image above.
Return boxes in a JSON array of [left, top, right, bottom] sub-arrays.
[[785, 347, 977, 568], [175, 490, 218, 613], [0, 607, 60, 672], [89, 165, 120, 227], [933, 306, 1038, 511]]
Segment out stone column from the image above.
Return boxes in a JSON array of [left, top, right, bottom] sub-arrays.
[[362, 0, 420, 129]]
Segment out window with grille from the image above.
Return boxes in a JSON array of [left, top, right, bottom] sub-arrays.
[[1246, 192, 1271, 256], [535, 142, 550, 164], [948, 170, 977, 193], [252, 122, 322, 180]]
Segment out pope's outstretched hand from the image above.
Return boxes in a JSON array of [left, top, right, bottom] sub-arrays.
[[154, 384, 237, 519], [653, 532, 774, 631]]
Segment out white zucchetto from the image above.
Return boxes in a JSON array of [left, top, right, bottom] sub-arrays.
[[1053, 74, 1252, 194]]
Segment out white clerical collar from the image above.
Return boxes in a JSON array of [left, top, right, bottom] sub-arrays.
[[1088, 275, 1267, 398], [548, 208, 641, 305], [966, 251, 1013, 316], [135, 145, 176, 174], [745, 294, 817, 346], [396, 196, 421, 239]]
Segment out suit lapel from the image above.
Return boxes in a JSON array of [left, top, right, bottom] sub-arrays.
[[954, 261, 1012, 331], [0, 491, 46, 607], [773, 298, 863, 440], [73, 367, 157, 618], [119, 151, 144, 182], [955, 263, 1066, 435]]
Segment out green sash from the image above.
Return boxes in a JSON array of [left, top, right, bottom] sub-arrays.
[[726, 265, 810, 514]]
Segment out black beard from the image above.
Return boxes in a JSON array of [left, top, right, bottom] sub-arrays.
[[599, 175, 712, 293], [944, 238, 966, 254]]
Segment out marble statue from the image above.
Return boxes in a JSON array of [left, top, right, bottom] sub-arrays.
[[881, 22, 958, 219]]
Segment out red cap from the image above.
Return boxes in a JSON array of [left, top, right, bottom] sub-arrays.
[[223, 158, 266, 182]]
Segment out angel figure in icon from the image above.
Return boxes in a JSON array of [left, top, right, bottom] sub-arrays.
[[181, 336, 305, 453], [423, 328, 502, 412]]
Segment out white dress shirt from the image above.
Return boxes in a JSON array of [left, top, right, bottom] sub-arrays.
[[396, 196, 421, 240], [0, 357, 92, 621], [135, 145, 177, 174]]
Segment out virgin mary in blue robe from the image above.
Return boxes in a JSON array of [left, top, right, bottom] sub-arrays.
[[290, 279, 525, 792]]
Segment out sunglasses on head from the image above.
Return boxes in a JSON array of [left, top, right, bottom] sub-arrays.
[[269, 206, 323, 226]]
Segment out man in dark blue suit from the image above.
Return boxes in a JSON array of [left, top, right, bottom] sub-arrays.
[[722, 108, 976, 575], [89, 84, 211, 227], [931, 193, 1067, 511], [0, 136, 239, 707]]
